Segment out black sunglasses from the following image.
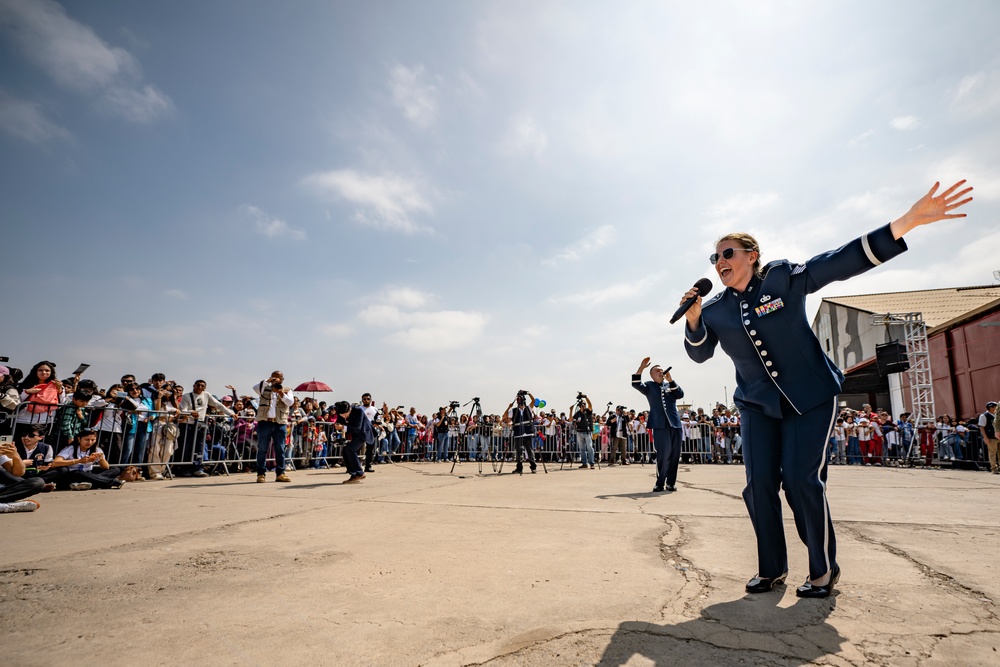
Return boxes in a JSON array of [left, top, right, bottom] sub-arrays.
[[709, 247, 749, 265]]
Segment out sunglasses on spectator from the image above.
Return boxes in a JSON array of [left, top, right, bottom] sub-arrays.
[[709, 247, 750, 265]]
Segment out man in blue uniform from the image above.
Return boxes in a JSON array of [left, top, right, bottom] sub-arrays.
[[333, 400, 375, 484], [632, 357, 684, 492], [681, 180, 973, 598]]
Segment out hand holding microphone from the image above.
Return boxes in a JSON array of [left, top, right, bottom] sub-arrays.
[[670, 278, 713, 326]]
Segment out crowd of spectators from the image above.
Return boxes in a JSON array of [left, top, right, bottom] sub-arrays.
[[1, 359, 996, 513]]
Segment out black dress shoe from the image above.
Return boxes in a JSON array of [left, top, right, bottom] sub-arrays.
[[745, 572, 788, 593], [666, 485, 677, 492], [796, 565, 840, 598], [652, 486, 664, 492], [512, 467, 523, 474]]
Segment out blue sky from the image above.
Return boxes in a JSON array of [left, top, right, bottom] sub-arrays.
[[2, 0, 999, 412]]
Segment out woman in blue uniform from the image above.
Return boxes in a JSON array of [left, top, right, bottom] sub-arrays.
[[681, 180, 972, 598]]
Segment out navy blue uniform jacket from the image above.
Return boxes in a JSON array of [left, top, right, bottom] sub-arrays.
[[343, 406, 375, 445], [684, 223, 907, 419], [631, 378, 684, 429]]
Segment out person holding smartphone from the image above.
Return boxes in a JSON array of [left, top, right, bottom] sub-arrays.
[[1, 434, 46, 510], [48, 429, 128, 490]]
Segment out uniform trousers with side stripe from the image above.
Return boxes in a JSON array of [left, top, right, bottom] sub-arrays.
[[740, 395, 838, 582]]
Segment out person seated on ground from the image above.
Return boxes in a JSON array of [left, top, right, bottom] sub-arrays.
[[48, 429, 128, 490], [14, 425, 57, 491], [1, 436, 46, 511]]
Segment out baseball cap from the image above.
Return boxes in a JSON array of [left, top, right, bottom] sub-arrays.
[[0, 366, 9, 377]]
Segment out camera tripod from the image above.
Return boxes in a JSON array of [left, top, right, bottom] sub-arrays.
[[450, 398, 499, 475]]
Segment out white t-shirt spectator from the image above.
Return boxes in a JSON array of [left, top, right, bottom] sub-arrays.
[[55, 446, 105, 472]]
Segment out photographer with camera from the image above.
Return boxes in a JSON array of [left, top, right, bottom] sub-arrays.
[[607, 405, 630, 466], [569, 392, 595, 469], [504, 390, 537, 474], [633, 358, 685, 492], [333, 400, 375, 483], [432, 406, 452, 462], [252, 371, 294, 483]]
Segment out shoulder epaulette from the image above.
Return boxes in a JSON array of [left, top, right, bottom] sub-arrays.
[[702, 291, 724, 308]]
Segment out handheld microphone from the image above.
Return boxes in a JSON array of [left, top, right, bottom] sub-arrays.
[[670, 278, 713, 324]]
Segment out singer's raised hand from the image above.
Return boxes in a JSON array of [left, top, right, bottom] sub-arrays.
[[890, 180, 973, 239], [636, 357, 651, 375], [681, 288, 702, 329]]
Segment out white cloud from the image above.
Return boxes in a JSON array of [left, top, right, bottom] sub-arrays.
[[302, 169, 433, 233], [319, 323, 352, 338], [847, 129, 875, 149], [0, 89, 71, 142], [103, 84, 172, 123], [357, 304, 408, 328], [889, 115, 920, 131], [356, 291, 488, 351], [953, 71, 1000, 117], [500, 115, 548, 158], [928, 153, 1000, 202], [833, 186, 909, 224], [705, 192, 780, 219], [0, 0, 172, 123], [163, 289, 188, 300], [385, 310, 488, 350], [542, 224, 615, 267], [379, 287, 432, 309], [389, 64, 438, 128], [241, 205, 306, 240], [549, 273, 664, 308]]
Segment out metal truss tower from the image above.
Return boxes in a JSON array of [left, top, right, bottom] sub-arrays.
[[871, 312, 935, 461]]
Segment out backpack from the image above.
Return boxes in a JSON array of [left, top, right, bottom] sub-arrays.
[[26, 382, 60, 414]]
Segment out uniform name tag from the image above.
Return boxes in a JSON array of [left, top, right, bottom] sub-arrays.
[[755, 297, 784, 317]]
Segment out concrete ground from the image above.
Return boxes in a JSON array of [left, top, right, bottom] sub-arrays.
[[2, 460, 998, 666]]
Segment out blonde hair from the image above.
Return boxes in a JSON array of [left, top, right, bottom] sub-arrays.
[[716, 232, 762, 276]]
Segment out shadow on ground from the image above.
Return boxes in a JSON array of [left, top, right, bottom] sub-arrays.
[[594, 593, 843, 666]]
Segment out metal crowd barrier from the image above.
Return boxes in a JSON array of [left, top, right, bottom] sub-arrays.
[[5, 399, 994, 475]]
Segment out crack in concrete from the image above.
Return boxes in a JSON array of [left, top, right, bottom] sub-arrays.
[[679, 480, 744, 501], [634, 500, 714, 621], [8, 509, 318, 568], [839, 523, 999, 616], [451, 628, 613, 666]]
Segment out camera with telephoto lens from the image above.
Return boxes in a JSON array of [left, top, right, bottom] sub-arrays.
[[517, 390, 528, 399]]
